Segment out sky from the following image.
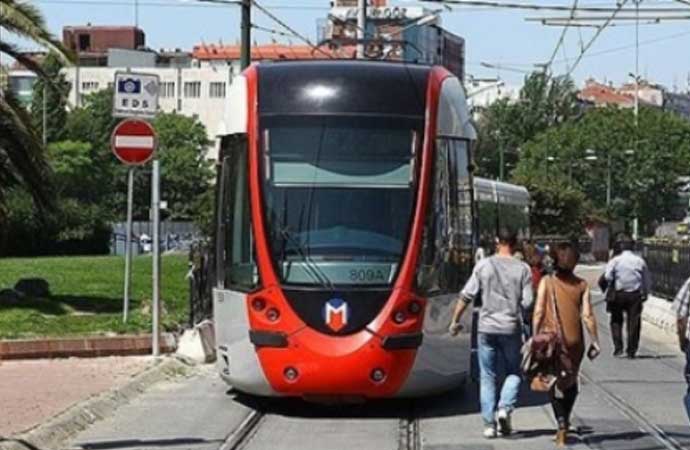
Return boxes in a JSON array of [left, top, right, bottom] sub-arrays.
[[17, 0, 690, 91]]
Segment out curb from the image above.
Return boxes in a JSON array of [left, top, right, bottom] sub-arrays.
[[0, 356, 194, 450], [0, 334, 177, 360], [642, 295, 678, 336]]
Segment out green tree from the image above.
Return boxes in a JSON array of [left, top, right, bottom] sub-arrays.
[[63, 90, 213, 223], [511, 171, 592, 237], [153, 113, 213, 220], [0, 0, 72, 219], [475, 72, 579, 179], [513, 106, 690, 235], [31, 52, 70, 144]]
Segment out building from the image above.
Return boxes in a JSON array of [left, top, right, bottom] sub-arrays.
[[62, 64, 232, 158], [578, 79, 637, 108], [63, 25, 145, 66], [664, 92, 690, 120], [192, 43, 338, 71], [321, 1, 466, 81]]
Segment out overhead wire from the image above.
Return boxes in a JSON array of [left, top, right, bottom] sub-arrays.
[[250, 0, 333, 58], [422, 0, 690, 13], [565, 0, 630, 77], [544, 0, 580, 74]]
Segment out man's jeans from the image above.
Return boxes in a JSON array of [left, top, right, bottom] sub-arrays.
[[683, 345, 690, 419], [478, 332, 523, 426]]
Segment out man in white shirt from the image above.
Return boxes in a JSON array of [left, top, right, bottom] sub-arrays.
[[604, 236, 651, 358]]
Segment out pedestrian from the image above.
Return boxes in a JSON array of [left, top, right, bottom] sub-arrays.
[[522, 242, 546, 337], [672, 276, 690, 422], [449, 228, 534, 439], [604, 235, 651, 358], [531, 241, 600, 447]]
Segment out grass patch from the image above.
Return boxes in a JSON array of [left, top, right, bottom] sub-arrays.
[[0, 254, 189, 339]]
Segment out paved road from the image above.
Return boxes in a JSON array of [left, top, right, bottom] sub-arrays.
[[63, 287, 689, 450]]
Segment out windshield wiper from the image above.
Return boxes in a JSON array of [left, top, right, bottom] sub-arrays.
[[278, 227, 336, 292]]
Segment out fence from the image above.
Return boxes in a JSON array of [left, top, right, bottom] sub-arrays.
[[188, 241, 214, 327], [640, 243, 690, 301]]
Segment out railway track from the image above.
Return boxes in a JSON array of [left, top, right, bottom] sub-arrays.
[[217, 400, 417, 450], [580, 369, 688, 450], [218, 410, 265, 450]]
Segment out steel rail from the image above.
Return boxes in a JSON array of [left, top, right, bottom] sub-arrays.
[[219, 410, 265, 450]]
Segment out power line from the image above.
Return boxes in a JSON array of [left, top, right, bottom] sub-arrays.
[[250, 0, 333, 58], [32, 0, 328, 10], [422, 0, 690, 13], [565, 0, 630, 77], [544, 0, 579, 74]]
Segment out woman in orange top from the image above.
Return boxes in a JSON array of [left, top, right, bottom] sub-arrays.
[[532, 241, 600, 447]]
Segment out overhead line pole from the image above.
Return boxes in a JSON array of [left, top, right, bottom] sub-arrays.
[[241, 0, 251, 70], [357, 0, 366, 59]]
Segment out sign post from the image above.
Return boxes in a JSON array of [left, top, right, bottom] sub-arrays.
[[123, 168, 134, 323], [111, 119, 157, 323], [151, 159, 161, 356]]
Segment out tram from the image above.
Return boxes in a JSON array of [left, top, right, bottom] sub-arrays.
[[212, 60, 528, 399]]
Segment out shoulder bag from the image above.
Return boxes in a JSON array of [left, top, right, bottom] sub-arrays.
[[521, 275, 571, 390]]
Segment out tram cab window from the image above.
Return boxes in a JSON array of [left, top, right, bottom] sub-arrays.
[[217, 135, 257, 291], [417, 138, 473, 296]]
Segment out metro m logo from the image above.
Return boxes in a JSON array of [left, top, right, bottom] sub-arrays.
[[323, 298, 349, 333]]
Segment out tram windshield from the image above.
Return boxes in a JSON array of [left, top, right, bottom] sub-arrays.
[[261, 115, 421, 287]]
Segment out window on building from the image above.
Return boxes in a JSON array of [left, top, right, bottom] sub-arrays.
[[160, 82, 176, 98], [183, 81, 201, 98], [81, 81, 99, 91], [78, 34, 91, 51], [209, 82, 226, 98]]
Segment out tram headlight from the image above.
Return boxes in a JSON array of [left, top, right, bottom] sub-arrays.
[[266, 307, 280, 322], [370, 368, 386, 383], [251, 297, 266, 312], [393, 310, 406, 324], [408, 301, 422, 315], [284, 366, 299, 381]]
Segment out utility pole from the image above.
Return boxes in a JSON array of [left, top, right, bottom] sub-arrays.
[[241, 0, 251, 70], [634, 0, 640, 129], [357, 0, 367, 59], [606, 152, 612, 207]]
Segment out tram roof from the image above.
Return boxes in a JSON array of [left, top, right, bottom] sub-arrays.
[[474, 177, 530, 206], [255, 60, 432, 117]]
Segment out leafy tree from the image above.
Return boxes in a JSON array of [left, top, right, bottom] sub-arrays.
[[513, 106, 690, 235], [64, 89, 213, 223], [511, 171, 592, 237], [475, 72, 579, 179], [153, 113, 213, 220], [31, 52, 70, 144], [0, 0, 72, 220]]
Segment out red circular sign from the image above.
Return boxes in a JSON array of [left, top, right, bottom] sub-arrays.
[[111, 119, 157, 165]]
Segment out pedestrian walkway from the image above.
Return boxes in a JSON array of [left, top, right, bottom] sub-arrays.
[[0, 356, 153, 436]]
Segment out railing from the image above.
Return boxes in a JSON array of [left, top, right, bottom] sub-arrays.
[[639, 243, 690, 301], [188, 241, 214, 327]]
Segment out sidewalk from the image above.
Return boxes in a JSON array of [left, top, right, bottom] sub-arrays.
[[0, 356, 155, 436]]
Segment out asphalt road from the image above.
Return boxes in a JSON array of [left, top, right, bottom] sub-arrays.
[[63, 290, 690, 450]]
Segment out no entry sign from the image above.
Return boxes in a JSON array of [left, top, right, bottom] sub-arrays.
[[111, 119, 157, 165]]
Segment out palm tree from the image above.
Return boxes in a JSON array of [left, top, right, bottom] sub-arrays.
[[0, 0, 73, 219]]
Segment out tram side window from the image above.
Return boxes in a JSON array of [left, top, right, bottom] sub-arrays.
[[218, 136, 257, 291], [417, 138, 473, 296]]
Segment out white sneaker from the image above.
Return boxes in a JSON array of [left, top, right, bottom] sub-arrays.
[[483, 426, 497, 439], [497, 408, 512, 435]]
